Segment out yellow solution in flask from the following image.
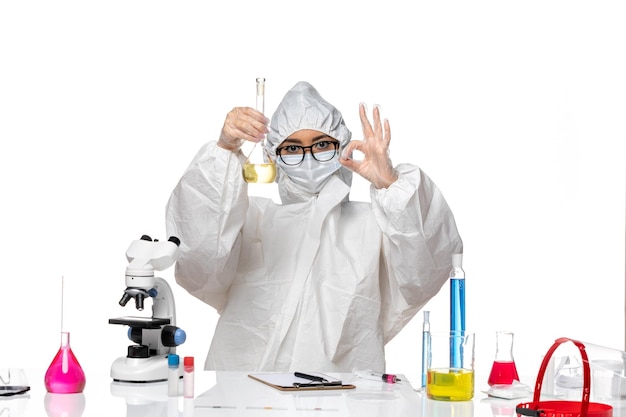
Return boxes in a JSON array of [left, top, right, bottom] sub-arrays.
[[242, 77, 276, 184], [427, 368, 474, 401], [243, 160, 276, 183]]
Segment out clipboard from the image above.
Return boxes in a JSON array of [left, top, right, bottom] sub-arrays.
[[248, 372, 356, 391]]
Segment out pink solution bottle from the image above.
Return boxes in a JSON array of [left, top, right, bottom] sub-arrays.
[[488, 331, 520, 386], [44, 331, 86, 393]]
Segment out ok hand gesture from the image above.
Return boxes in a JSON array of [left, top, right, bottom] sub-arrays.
[[340, 104, 398, 189]]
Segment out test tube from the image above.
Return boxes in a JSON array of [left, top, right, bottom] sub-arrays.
[[168, 354, 180, 397], [183, 356, 194, 398], [450, 254, 465, 369], [421, 310, 430, 389]]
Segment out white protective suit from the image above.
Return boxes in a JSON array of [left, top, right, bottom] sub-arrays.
[[165, 81, 463, 372]]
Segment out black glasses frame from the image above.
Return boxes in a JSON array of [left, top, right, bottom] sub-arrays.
[[276, 141, 340, 166]]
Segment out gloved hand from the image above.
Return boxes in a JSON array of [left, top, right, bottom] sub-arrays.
[[217, 107, 269, 152], [339, 104, 398, 189]]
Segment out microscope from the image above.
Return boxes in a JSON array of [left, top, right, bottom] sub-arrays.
[[109, 235, 186, 383]]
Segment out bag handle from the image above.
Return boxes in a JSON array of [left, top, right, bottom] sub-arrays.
[[532, 337, 591, 416]]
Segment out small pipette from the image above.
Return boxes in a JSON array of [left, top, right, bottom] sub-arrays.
[[354, 369, 401, 384], [421, 310, 430, 389]]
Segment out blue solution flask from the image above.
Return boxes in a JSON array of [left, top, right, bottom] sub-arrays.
[[450, 253, 465, 369]]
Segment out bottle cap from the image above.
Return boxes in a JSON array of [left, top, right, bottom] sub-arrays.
[[168, 354, 179, 367], [184, 356, 194, 367], [452, 253, 463, 268]]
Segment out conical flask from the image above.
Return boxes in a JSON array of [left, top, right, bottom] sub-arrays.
[[488, 330, 520, 386], [242, 77, 276, 183], [44, 332, 86, 393]]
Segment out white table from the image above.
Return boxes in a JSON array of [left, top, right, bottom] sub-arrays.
[[2, 368, 527, 417], [5, 369, 626, 416], [193, 372, 512, 417]]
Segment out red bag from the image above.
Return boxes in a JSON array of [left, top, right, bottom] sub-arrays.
[[516, 337, 613, 417]]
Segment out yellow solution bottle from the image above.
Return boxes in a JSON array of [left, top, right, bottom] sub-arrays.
[[243, 77, 276, 183], [427, 368, 474, 401], [426, 331, 475, 401]]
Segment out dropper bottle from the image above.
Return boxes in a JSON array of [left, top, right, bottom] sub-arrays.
[[449, 253, 465, 369]]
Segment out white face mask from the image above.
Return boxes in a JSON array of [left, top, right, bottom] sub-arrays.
[[277, 151, 341, 195]]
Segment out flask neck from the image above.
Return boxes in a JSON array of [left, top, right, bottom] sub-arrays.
[[495, 331, 515, 361], [60, 332, 70, 348]]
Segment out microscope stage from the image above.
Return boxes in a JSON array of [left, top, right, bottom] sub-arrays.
[[109, 316, 171, 329]]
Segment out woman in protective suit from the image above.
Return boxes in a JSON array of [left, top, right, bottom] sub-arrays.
[[166, 81, 463, 372]]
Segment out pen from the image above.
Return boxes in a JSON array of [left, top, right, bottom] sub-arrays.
[[354, 369, 401, 384], [294, 372, 328, 383]]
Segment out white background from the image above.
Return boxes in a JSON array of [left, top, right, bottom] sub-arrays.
[[1, 0, 624, 392]]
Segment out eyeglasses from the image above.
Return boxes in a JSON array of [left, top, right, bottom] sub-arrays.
[[276, 140, 340, 166]]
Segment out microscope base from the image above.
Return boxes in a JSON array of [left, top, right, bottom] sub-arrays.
[[111, 354, 181, 383]]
